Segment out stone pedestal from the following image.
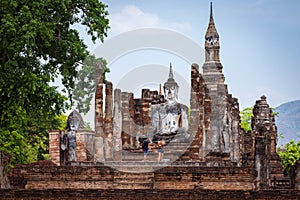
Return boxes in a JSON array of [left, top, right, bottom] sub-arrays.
[[76, 131, 95, 162]]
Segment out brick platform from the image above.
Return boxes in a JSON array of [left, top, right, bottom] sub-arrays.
[[10, 162, 255, 190]]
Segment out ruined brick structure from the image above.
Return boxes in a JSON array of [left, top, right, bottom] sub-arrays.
[[189, 4, 241, 165], [7, 3, 300, 198]]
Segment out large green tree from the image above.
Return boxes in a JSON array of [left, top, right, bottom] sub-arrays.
[[0, 0, 109, 166]]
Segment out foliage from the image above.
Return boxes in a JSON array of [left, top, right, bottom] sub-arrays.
[[72, 55, 109, 114], [240, 107, 253, 133], [278, 140, 300, 171], [84, 122, 92, 131], [0, 114, 67, 168], [0, 0, 109, 166]]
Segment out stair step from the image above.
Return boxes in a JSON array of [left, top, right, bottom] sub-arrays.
[[113, 182, 153, 189], [114, 179, 153, 183], [114, 173, 153, 179]]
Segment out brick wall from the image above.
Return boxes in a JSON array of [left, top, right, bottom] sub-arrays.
[[49, 131, 95, 165], [49, 131, 60, 165], [9, 163, 256, 190]]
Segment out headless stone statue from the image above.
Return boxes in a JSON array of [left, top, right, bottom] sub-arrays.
[[150, 64, 189, 143]]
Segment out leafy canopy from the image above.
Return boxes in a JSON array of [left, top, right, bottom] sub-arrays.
[[73, 55, 109, 114], [278, 140, 300, 171], [0, 0, 109, 166], [240, 107, 253, 133]]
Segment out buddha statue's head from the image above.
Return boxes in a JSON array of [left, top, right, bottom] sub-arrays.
[[164, 64, 179, 105], [67, 110, 84, 131], [164, 85, 178, 104]]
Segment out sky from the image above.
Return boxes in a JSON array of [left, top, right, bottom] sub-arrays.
[[78, 0, 300, 117]]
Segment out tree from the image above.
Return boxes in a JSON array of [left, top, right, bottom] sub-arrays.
[[0, 0, 109, 166], [72, 55, 109, 114], [278, 140, 300, 171], [240, 107, 253, 133]]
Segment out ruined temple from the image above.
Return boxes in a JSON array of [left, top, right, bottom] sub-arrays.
[[5, 3, 300, 198]]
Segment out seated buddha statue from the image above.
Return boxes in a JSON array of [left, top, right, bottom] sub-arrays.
[[150, 64, 189, 143]]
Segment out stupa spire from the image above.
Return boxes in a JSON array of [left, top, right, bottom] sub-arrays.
[[169, 63, 174, 79], [164, 63, 178, 89], [205, 2, 219, 39], [205, 2, 220, 62], [209, 2, 214, 24]]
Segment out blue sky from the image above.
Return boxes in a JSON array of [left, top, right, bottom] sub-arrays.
[[81, 0, 300, 110]]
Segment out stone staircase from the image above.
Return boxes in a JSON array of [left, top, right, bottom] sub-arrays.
[[113, 170, 154, 189], [122, 142, 190, 162], [103, 161, 171, 173]]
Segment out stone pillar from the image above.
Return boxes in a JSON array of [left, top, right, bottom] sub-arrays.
[[141, 89, 153, 135], [113, 89, 122, 161], [189, 64, 199, 159], [270, 118, 278, 155], [198, 73, 208, 160], [84, 131, 95, 161], [202, 61, 226, 154], [94, 63, 104, 162], [129, 93, 137, 148], [221, 87, 230, 154], [252, 96, 270, 189], [49, 130, 60, 165], [254, 136, 269, 189], [121, 92, 131, 149], [231, 97, 241, 164], [203, 86, 211, 157], [132, 99, 142, 146], [189, 63, 202, 160], [104, 82, 113, 160]]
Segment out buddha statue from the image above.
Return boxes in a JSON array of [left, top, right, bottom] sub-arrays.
[[61, 110, 84, 162], [150, 64, 189, 143]]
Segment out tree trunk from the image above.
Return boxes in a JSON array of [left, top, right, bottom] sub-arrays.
[[0, 151, 10, 189]]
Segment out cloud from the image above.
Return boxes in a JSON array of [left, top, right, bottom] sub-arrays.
[[109, 5, 192, 35]]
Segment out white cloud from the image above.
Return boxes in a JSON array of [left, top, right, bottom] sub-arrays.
[[109, 5, 192, 35]]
